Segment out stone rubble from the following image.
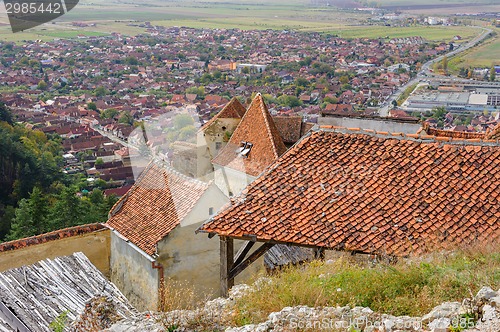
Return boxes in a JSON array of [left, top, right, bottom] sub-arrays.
[[89, 284, 500, 332], [70, 296, 133, 332]]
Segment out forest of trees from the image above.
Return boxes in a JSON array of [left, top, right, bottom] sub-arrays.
[[0, 102, 117, 241]]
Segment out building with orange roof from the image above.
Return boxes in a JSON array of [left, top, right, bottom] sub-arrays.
[[195, 97, 247, 180], [106, 161, 228, 310], [212, 93, 287, 196], [198, 126, 500, 295]]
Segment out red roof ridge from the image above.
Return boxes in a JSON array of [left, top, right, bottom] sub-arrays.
[[318, 125, 500, 146], [252, 93, 286, 160], [485, 122, 500, 140], [199, 129, 500, 256], [0, 224, 106, 252]]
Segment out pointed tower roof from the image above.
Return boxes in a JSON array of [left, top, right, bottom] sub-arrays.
[[212, 93, 287, 176], [200, 97, 247, 131]]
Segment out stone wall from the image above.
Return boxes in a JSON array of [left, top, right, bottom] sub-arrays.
[[0, 227, 110, 277], [319, 116, 421, 134]]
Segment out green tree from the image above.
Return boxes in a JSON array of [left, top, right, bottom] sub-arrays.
[[295, 77, 309, 87], [37, 80, 48, 90], [0, 102, 13, 124], [101, 108, 119, 119], [323, 96, 338, 104], [277, 95, 303, 108], [442, 56, 448, 73], [7, 187, 49, 240], [490, 67, 496, 82], [178, 125, 197, 141], [173, 114, 195, 130], [339, 75, 349, 84], [87, 102, 97, 111], [94, 86, 108, 97], [119, 112, 134, 125], [125, 56, 139, 66], [49, 186, 81, 229]]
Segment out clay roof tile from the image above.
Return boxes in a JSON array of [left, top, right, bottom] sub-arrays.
[[200, 128, 500, 256]]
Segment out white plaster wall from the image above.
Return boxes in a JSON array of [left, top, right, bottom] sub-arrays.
[[157, 226, 265, 299], [214, 165, 256, 197], [110, 232, 159, 311], [197, 118, 240, 178], [318, 116, 421, 134]]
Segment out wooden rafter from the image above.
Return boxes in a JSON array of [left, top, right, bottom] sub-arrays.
[[219, 236, 275, 296]]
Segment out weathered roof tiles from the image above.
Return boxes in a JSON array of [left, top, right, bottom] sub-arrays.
[[0, 253, 136, 332], [212, 93, 287, 176], [199, 127, 500, 256], [106, 161, 209, 256]]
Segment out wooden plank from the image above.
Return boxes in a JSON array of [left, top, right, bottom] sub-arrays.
[[229, 243, 274, 280], [220, 236, 234, 297], [232, 241, 255, 268]]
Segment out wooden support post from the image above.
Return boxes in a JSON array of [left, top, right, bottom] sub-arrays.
[[220, 236, 234, 297], [314, 247, 325, 260], [233, 241, 255, 268], [229, 243, 274, 280]]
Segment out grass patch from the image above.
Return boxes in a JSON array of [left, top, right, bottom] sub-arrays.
[[397, 83, 419, 105], [231, 244, 500, 325], [39, 30, 109, 38]]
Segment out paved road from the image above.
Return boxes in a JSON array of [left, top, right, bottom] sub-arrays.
[[93, 126, 138, 150], [379, 26, 494, 117]]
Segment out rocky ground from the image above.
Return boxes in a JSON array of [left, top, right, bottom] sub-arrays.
[[72, 282, 500, 332]]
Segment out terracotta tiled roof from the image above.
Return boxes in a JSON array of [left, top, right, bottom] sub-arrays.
[[273, 116, 303, 144], [106, 162, 209, 256], [199, 127, 500, 256], [200, 97, 246, 131], [486, 122, 500, 140], [212, 94, 287, 176], [421, 122, 486, 140], [0, 224, 106, 252]]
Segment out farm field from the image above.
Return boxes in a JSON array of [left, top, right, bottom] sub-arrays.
[[448, 28, 500, 70], [0, 0, 491, 45]]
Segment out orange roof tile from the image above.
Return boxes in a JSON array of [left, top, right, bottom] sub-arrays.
[[273, 116, 303, 144], [107, 162, 209, 256], [486, 122, 500, 140], [199, 128, 500, 256], [212, 93, 287, 176], [200, 97, 246, 131], [421, 121, 500, 142]]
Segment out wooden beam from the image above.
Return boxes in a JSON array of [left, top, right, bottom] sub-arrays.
[[229, 243, 274, 280], [220, 236, 234, 297], [314, 247, 325, 260], [233, 241, 255, 268]]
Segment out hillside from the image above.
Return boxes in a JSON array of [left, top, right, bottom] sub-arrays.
[[70, 245, 500, 331]]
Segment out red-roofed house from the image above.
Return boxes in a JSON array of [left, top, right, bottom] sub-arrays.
[[212, 93, 287, 196], [198, 126, 500, 295], [195, 97, 247, 180], [106, 161, 227, 310]]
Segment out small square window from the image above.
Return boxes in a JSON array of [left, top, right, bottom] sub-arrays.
[[209, 207, 214, 215], [215, 142, 222, 150]]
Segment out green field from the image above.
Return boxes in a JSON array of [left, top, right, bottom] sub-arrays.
[[0, 0, 489, 44], [369, 0, 497, 5], [322, 25, 480, 41], [447, 27, 500, 71]]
